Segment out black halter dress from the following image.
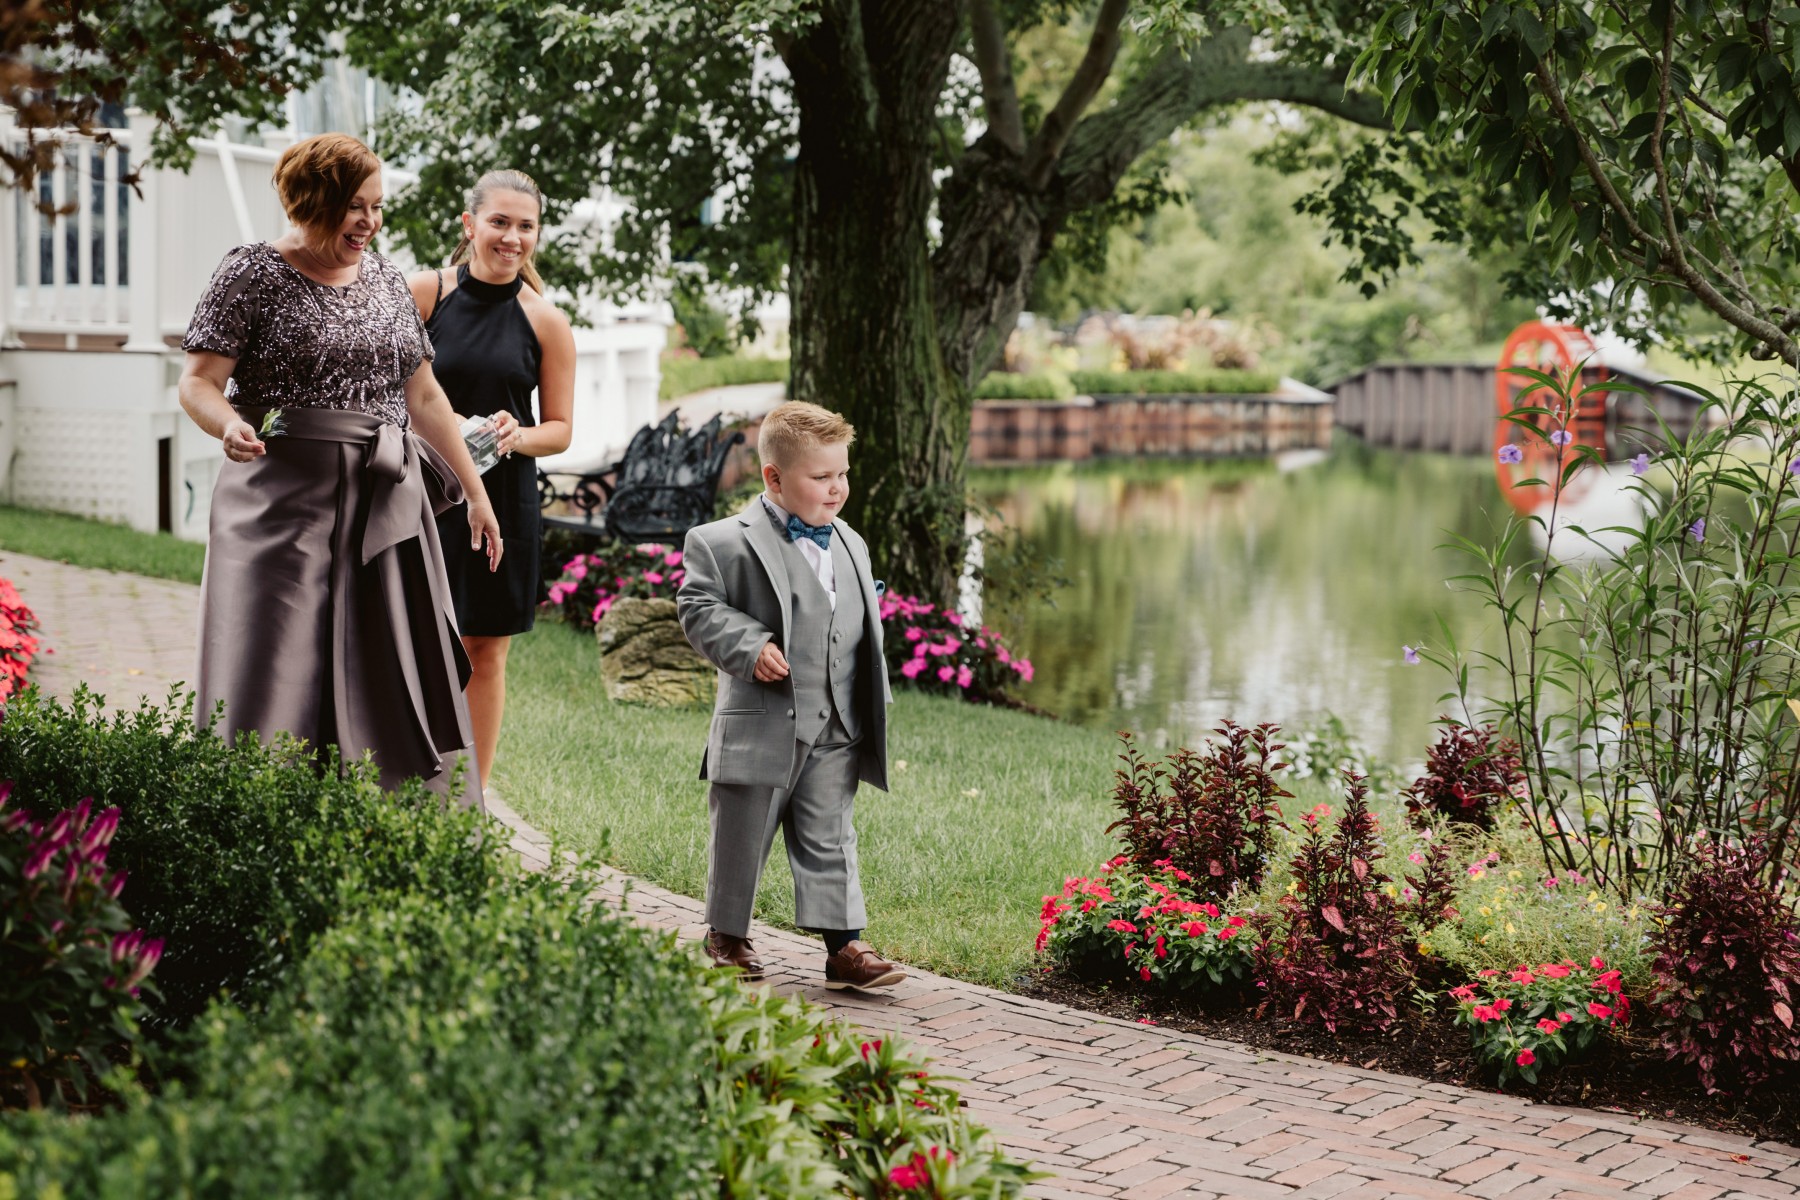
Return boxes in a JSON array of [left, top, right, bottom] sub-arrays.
[[428, 264, 543, 636]]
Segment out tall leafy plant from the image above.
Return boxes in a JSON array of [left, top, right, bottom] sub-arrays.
[[1420, 370, 1800, 897], [1106, 724, 1291, 900], [1254, 775, 1415, 1032]]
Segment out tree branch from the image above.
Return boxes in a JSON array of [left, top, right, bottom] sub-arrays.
[[1213, 58, 1394, 129], [1023, 0, 1129, 187], [967, 0, 1024, 153], [1533, 59, 1799, 364], [1047, 28, 1394, 221]]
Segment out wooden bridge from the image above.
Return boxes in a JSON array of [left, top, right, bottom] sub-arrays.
[[1330, 361, 1710, 456]]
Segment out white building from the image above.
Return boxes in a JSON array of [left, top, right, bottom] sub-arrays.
[[0, 107, 667, 541]]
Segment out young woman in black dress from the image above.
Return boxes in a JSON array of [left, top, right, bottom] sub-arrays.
[[410, 170, 574, 792]]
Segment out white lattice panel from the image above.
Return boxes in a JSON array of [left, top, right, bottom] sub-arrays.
[[13, 407, 142, 524]]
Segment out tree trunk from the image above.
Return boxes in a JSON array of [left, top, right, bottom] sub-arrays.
[[783, 0, 966, 603], [782, 7, 1389, 600]]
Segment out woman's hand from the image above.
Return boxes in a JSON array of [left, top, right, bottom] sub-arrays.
[[221, 418, 266, 463], [491, 411, 524, 457], [468, 495, 505, 572]]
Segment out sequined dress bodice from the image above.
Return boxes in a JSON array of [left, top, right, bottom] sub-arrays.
[[182, 242, 433, 428]]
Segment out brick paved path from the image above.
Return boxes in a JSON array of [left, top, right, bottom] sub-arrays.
[[11, 550, 1800, 1200]]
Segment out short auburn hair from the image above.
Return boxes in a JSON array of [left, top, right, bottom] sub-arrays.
[[273, 133, 381, 240], [758, 400, 855, 468]]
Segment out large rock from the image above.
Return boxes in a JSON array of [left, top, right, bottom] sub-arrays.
[[597, 597, 715, 707]]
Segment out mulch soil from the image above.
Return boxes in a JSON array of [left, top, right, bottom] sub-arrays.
[[1018, 969, 1800, 1148]]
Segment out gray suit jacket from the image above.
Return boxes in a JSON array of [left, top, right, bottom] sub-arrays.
[[677, 502, 892, 791]]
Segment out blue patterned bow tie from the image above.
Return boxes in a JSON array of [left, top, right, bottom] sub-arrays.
[[785, 514, 833, 549]]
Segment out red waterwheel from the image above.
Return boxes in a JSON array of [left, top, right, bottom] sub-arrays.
[[1494, 321, 1609, 515]]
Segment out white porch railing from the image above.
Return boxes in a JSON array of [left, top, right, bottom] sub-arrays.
[[2, 111, 426, 349], [1, 107, 667, 537]]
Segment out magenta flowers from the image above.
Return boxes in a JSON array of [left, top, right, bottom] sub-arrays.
[[879, 591, 1034, 702], [3, 784, 159, 1103], [542, 541, 688, 630]]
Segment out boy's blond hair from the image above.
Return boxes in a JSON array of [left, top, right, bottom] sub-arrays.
[[758, 400, 855, 468]]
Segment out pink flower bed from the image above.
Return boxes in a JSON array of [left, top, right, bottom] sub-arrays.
[[879, 592, 1033, 702]]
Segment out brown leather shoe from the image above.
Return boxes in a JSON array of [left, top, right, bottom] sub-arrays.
[[704, 929, 765, 980], [824, 940, 906, 990]]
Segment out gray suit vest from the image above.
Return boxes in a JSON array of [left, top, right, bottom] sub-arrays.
[[778, 532, 866, 746]]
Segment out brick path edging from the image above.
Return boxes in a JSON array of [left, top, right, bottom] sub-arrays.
[[11, 548, 1800, 1200]]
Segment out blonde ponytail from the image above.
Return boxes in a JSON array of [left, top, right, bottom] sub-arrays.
[[450, 168, 546, 293]]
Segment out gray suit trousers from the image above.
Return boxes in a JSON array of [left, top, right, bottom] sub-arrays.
[[705, 717, 868, 937]]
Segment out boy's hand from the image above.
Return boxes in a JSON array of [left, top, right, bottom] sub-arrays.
[[753, 640, 790, 682]]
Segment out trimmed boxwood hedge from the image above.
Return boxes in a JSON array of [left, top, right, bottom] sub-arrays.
[[1069, 367, 1279, 395], [0, 883, 715, 1198], [0, 687, 511, 1027], [0, 689, 1040, 1199], [972, 370, 1077, 401]]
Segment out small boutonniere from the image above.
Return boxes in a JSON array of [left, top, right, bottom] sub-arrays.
[[258, 408, 289, 439]]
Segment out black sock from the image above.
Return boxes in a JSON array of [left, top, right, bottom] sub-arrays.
[[814, 928, 861, 955]]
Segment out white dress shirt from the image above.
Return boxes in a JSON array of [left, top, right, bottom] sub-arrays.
[[762, 494, 836, 609]]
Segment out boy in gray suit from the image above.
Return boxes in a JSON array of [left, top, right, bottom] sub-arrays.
[[676, 401, 905, 990]]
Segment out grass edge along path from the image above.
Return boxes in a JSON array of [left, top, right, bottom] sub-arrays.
[[0, 505, 205, 585]]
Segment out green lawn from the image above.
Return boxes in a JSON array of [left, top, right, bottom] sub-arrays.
[[497, 619, 1132, 988], [0, 505, 205, 584]]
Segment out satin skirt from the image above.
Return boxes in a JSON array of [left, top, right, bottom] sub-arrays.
[[195, 407, 483, 811]]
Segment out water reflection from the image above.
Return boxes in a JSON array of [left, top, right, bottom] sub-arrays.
[[973, 438, 1537, 765]]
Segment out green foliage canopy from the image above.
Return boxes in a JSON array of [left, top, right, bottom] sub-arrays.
[[1346, 0, 1800, 365]]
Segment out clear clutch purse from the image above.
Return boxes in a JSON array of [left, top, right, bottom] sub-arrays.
[[459, 414, 502, 475]]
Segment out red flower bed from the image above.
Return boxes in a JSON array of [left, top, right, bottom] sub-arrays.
[[0, 578, 42, 702]]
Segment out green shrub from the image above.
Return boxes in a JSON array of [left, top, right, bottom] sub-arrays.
[[971, 371, 1075, 401], [0, 688, 1043, 1197], [1069, 368, 1278, 395], [659, 355, 788, 400], [1417, 842, 1656, 995], [706, 983, 1040, 1199], [0, 688, 509, 1027], [0, 882, 716, 1198]]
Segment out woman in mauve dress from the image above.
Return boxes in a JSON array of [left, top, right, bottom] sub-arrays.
[[176, 133, 502, 810], [409, 169, 574, 794]]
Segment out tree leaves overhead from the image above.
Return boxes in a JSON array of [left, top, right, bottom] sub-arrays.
[[1347, 0, 1800, 364], [338, 0, 798, 310], [1, 0, 329, 194]]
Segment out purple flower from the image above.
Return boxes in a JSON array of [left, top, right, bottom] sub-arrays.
[[1402, 645, 1420, 665], [1689, 518, 1705, 543], [1789, 457, 1800, 477], [1550, 429, 1572, 446], [1497, 444, 1524, 465], [1631, 452, 1650, 475], [80, 807, 120, 854]]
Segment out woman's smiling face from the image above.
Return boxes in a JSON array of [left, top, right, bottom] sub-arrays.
[[316, 172, 383, 269], [463, 187, 540, 282]]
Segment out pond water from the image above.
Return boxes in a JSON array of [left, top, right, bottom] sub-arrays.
[[973, 438, 1531, 767]]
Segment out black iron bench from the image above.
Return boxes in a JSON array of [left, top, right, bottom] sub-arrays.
[[538, 411, 746, 545]]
